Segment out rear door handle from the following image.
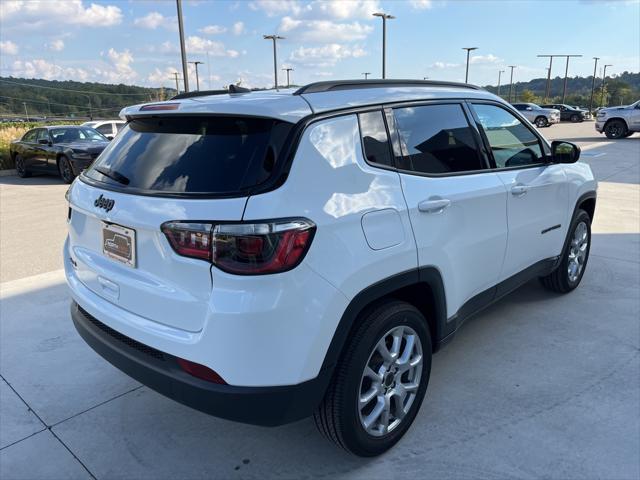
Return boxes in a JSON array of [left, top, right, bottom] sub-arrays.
[[511, 185, 530, 197], [418, 198, 451, 214]]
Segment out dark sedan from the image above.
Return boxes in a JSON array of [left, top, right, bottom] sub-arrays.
[[540, 104, 589, 122], [10, 125, 109, 183]]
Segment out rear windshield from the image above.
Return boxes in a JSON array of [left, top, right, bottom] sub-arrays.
[[84, 116, 293, 195]]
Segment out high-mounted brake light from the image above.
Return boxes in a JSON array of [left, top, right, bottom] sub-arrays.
[[139, 103, 180, 111], [161, 219, 316, 275]]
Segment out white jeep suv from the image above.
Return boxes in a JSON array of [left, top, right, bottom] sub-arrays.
[[65, 80, 597, 456]]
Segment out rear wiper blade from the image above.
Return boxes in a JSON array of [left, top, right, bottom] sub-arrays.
[[95, 166, 130, 185]]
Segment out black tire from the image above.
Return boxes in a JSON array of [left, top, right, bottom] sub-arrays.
[[570, 114, 580, 123], [623, 130, 634, 138], [540, 209, 591, 293], [58, 156, 76, 184], [14, 154, 31, 178], [535, 116, 548, 128], [314, 300, 432, 457], [604, 119, 627, 139]]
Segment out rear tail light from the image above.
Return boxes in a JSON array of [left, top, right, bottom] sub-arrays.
[[161, 218, 315, 275]]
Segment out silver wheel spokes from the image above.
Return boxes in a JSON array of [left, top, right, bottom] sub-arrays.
[[568, 221, 588, 283], [358, 325, 423, 437]]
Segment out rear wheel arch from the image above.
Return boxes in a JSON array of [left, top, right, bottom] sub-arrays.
[[320, 268, 448, 375]]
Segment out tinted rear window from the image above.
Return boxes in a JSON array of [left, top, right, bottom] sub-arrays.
[[84, 116, 293, 195]]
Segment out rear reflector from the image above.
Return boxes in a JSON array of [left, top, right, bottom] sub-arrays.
[[140, 103, 180, 111], [176, 358, 226, 384], [161, 218, 316, 275]]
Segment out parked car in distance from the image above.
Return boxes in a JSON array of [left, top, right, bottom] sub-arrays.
[[595, 99, 640, 138], [10, 125, 109, 183], [540, 103, 588, 122], [66, 80, 596, 457], [82, 120, 125, 140], [511, 103, 560, 127]]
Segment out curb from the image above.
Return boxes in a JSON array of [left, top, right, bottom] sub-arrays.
[[0, 169, 17, 177]]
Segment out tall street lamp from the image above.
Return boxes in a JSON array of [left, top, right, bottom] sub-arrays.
[[589, 57, 600, 113], [560, 54, 582, 104], [462, 47, 478, 83], [508, 65, 517, 103], [176, 0, 189, 93], [263, 35, 285, 89], [170, 72, 180, 94], [362, 72, 371, 79], [372, 12, 395, 79], [600, 64, 613, 107], [188, 61, 204, 91], [497, 69, 505, 96], [282, 67, 293, 88], [537, 54, 559, 101]]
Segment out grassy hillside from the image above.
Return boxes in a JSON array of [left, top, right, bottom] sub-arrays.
[[0, 77, 177, 120]]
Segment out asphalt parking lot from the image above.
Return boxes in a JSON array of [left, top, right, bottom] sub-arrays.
[[1, 121, 639, 479]]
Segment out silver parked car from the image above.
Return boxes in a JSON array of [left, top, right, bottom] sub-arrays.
[[512, 103, 560, 128]]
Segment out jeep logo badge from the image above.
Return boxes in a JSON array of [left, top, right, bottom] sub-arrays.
[[94, 194, 115, 212]]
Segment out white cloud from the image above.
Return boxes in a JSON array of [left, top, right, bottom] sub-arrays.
[[0, 40, 19, 55], [289, 43, 367, 68], [199, 24, 227, 35], [162, 36, 241, 58], [279, 18, 372, 42], [312, 0, 381, 19], [232, 21, 245, 35], [47, 39, 65, 52], [9, 59, 90, 82], [147, 67, 180, 85], [249, 0, 304, 17], [95, 48, 137, 83], [134, 11, 176, 30], [1, 1, 122, 28], [410, 0, 433, 9], [431, 62, 459, 69], [470, 54, 502, 65]]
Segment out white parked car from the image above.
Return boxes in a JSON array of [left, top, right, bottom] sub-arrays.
[[82, 120, 125, 140], [65, 80, 597, 456], [595, 99, 640, 138], [511, 103, 561, 127]]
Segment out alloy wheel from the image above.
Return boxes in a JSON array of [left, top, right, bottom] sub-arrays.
[[15, 156, 25, 175], [358, 325, 423, 437], [567, 221, 588, 283]]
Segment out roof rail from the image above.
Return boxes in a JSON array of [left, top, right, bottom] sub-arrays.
[[293, 79, 482, 95]]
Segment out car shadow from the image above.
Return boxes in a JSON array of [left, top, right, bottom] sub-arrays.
[[0, 175, 65, 186]]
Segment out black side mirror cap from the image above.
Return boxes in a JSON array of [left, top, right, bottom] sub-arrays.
[[551, 140, 580, 164]]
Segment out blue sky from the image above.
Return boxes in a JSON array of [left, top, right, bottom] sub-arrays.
[[1, 0, 638, 90]]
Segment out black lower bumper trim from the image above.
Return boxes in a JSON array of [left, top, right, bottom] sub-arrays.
[[71, 301, 332, 426]]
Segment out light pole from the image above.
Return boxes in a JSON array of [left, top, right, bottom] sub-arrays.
[[362, 72, 371, 79], [372, 12, 395, 79], [589, 57, 600, 113], [560, 54, 582, 104], [22, 102, 29, 121], [264, 35, 285, 89], [497, 69, 505, 96], [600, 64, 612, 107], [170, 72, 180, 94], [462, 47, 478, 83], [282, 67, 293, 88], [188, 61, 204, 91], [176, 0, 189, 92], [508, 65, 516, 103], [537, 54, 559, 101]]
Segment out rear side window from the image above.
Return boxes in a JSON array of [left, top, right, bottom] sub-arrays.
[[96, 124, 113, 135], [393, 104, 484, 174], [85, 116, 293, 195], [358, 111, 393, 167]]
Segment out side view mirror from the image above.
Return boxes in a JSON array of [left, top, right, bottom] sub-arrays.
[[105, 135, 114, 141], [551, 140, 580, 164], [38, 138, 50, 145]]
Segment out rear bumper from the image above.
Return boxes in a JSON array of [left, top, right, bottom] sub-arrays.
[[71, 301, 332, 426]]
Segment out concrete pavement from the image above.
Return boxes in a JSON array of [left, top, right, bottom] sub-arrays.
[[1, 123, 639, 479]]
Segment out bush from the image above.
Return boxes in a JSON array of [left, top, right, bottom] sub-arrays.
[[0, 121, 82, 170]]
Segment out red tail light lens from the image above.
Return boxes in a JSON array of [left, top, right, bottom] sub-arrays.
[[161, 218, 315, 275], [176, 358, 226, 384]]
